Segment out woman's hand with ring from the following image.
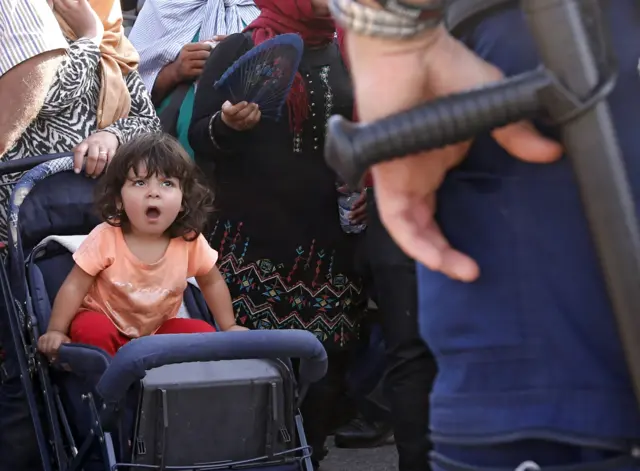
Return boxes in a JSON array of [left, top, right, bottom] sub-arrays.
[[73, 131, 119, 177]]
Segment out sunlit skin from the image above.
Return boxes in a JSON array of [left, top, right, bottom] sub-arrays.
[[119, 165, 184, 240], [343, 20, 562, 281], [37, 159, 247, 360]]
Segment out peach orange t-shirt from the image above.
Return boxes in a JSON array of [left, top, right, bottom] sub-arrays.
[[73, 223, 218, 338]]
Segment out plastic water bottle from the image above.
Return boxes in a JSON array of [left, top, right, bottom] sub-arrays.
[[338, 191, 366, 234]]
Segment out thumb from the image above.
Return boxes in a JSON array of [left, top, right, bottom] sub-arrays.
[[492, 120, 563, 164], [221, 101, 233, 114]]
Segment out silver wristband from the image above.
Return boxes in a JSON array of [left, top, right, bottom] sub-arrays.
[[208, 111, 225, 150], [329, 0, 441, 39]]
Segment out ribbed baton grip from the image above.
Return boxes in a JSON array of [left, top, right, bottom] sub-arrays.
[[325, 70, 549, 188]]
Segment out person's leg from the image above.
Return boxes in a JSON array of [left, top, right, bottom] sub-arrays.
[[0, 295, 41, 471], [375, 264, 436, 471], [69, 311, 129, 356], [300, 350, 350, 469], [154, 317, 216, 334], [367, 188, 437, 471], [336, 318, 394, 449]]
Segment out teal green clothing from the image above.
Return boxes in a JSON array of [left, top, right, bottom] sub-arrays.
[[156, 22, 249, 158], [158, 87, 196, 157], [156, 32, 200, 158]]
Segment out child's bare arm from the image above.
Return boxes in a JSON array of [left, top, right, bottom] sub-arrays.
[[196, 266, 246, 332], [38, 264, 95, 357], [48, 264, 95, 333]]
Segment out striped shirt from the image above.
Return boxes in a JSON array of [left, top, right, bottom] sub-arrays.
[[129, 0, 260, 91], [0, 0, 68, 76]]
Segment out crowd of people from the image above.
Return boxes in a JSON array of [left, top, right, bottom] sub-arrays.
[[0, 0, 434, 470], [4, 0, 640, 471]]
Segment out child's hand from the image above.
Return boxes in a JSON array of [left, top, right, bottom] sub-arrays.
[[226, 325, 249, 332], [38, 331, 71, 360]]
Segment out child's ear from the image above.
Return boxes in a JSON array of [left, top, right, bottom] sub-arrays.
[[178, 202, 190, 219]]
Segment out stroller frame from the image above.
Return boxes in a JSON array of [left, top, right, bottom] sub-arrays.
[[0, 154, 326, 471]]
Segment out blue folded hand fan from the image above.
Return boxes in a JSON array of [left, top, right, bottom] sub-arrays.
[[214, 33, 304, 121]]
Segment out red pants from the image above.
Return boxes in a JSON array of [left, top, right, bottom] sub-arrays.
[[69, 310, 216, 356]]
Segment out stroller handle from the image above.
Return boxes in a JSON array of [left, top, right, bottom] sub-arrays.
[[0, 152, 73, 178], [94, 330, 328, 404]]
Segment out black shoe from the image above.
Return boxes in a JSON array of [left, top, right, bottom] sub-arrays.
[[333, 417, 394, 449], [309, 444, 329, 470]]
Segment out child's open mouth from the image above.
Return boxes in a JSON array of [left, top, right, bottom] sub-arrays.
[[145, 207, 161, 220]]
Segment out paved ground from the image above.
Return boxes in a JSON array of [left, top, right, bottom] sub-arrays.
[[321, 440, 398, 471]]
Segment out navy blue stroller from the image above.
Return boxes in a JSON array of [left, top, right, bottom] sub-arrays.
[[0, 153, 327, 471]]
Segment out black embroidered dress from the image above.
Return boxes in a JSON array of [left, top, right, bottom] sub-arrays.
[[190, 33, 364, 351]]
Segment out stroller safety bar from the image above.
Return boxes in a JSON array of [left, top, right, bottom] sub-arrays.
[[95, 330, 328, 403], [57, 344, 112, 383]]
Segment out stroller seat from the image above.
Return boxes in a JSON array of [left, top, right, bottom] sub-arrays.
[[1, 156, 327, 471]]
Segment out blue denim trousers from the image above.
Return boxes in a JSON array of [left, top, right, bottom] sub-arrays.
[[431, 441, 640, 471]]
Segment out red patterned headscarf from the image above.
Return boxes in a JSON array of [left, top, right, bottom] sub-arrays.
[[245, 0, 337, 133]]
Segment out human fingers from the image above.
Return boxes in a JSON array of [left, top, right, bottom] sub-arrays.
[[84, 142, 102, 176], [350, 201, 367, 224], [221, 100, 250, 118], [92, 149, 109, 176], [233, 102, 259, 121], [37, 335, 49, 354], [73, 141, 89, 174], [373, 171, 480, 282], [492, 120, 563, 164], [183, 42, 213, 53], [94, 138, 117, 176], [242, 106, 261, 128], [184, 49, 211, 61]]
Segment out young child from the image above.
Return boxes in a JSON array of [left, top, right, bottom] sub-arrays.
[[38, 133, 247, 359]]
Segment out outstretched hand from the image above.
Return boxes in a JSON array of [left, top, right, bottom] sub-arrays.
[[346, 26, 563, 281]]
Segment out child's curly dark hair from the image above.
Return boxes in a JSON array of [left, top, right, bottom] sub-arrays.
[[95, 133, 214, 241]]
